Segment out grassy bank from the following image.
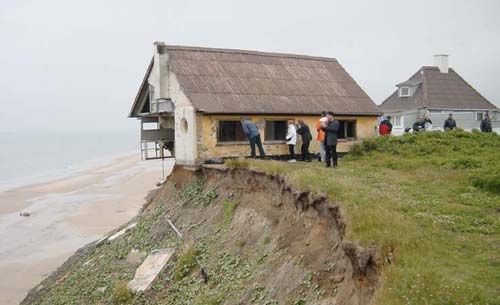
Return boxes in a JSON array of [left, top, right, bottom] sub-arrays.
[[240, 130, 500, 305]]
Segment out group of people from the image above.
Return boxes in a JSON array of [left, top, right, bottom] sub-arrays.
[[379, 112, 494, 135], [240, 111, 340, 168]]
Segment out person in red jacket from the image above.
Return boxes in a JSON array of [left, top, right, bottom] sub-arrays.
[[379, 116, 393, 136]]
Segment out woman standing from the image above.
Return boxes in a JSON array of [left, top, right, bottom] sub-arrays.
[[286, 119, 297, 162], [296, 120, 312, 162]]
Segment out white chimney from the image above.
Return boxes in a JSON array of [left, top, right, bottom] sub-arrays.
[[434, 54, 449, 74], [151, 41, 169, 101]]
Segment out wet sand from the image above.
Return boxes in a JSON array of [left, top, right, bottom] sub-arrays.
[[0, 154, 174, 305]]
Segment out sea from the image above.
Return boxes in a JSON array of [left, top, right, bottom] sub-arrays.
[[0, 131, 140, 191]]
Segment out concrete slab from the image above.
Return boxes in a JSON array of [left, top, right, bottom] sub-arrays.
[[127, 248, 175, 293]]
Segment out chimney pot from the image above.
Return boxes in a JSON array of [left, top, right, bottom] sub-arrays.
[[154, 41, 166, 54], [434, 54, 449, 74]]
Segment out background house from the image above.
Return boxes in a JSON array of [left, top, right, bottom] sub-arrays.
[[129, 42, 380, 165], [379, 55, 499, 135]]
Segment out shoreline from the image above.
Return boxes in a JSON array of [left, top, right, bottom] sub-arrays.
[[0, 154, 175, 305], [0, 151, 139, 194]]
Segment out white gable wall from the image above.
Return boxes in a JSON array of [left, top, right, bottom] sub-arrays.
[[169, 73, 196, 165], [147, 50, 197, 165]]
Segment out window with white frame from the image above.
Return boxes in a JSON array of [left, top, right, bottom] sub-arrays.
[[399, 87, 411, 97], [475, 112, 484, 121], [392, 115, 403, 128]]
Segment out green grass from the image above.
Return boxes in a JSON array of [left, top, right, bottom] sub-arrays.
[[222, 199, 240, 227], [112, 280, 133, 304], [241, 131, 500, 305], [174, 246, 200, 281]]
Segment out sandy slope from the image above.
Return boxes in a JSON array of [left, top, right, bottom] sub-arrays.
[[0, 154, 174, 305]]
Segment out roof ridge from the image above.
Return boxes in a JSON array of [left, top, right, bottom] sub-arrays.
[[164, 44, 338, 62], [185, 92, 370, 98]]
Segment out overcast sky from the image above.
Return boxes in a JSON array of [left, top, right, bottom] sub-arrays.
[[1, 0, 499, 133]]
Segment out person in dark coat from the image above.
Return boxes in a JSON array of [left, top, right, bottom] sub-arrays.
[[322, 112, 340, 168], [379, 116, 393, 136], [443, 113, 457, 130], [413, 116, 426, 132], [480, 113, 493, 132], [296, 120, 312, 162], [241, 117, 266, 158]]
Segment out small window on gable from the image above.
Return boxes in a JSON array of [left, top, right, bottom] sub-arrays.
[[217, 121, 247, 142], [265, 120, 287, 141], [399, 87, 411, 97], [476, 112, 484, 121]]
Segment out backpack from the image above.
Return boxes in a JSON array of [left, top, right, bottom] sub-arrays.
[[379, 123, 391, 135]]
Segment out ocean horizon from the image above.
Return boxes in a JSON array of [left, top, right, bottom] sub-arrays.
[[0, 131, 140, 191]]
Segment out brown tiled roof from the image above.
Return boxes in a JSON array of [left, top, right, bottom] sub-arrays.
[[164, 45, 379, 115], [380, 66, 498, 112]]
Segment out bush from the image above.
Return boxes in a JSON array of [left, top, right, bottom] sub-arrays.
[[181, 179, 203, 202], [201, 187, 218, 206], [471, 175, 500, 194], [174, 246, 200, 280], [448, 158, 481, 170], [112, 281, 133, 304]]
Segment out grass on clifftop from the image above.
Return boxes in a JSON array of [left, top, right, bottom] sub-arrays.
[[240, 130, 500, 305]]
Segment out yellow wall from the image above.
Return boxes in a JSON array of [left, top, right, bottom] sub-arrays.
[[197, 114, 378, 160]]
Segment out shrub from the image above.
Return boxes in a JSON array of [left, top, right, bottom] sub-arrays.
[[181, 179, 203, 202], [448, 158, 481, 170], [112, 281, 133, 304], [201, 187, 218, 206], [471, 175, 500, 194], [174, 246, 200, 280]]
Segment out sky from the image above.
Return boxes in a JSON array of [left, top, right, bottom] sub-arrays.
[[1, 0, 499, 133]]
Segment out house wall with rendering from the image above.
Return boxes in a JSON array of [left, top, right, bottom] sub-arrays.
[[197, 114, 378, 161]]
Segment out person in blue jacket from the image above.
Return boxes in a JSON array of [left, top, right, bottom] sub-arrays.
[[241, 117, 266, 158]]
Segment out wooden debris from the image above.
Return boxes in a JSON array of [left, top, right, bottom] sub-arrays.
[[107, 222, 137, 242], [127, 248, 175, 293], [166, 218, 182, 238]]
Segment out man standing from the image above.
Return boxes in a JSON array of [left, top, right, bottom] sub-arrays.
[[241, 117, 266, 158], [322, 112, 340, 168], [443, 113, 457, 130], [315, 111, 327, 162], [480, 113, 493, 133], [296, 120, 312, 162], [379, 116, 393, 136]]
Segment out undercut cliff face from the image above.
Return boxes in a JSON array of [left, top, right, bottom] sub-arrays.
[[22, 165, 379, 305]]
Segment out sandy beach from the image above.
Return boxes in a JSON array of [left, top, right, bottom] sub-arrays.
[[0, 154, 174, 305]]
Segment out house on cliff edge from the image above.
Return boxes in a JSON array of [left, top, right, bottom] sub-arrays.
[[128, 42, 380, 165], [379, 55, 499, 134]]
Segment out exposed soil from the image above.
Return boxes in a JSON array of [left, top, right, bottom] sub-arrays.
[[22, 165, 379, 305]]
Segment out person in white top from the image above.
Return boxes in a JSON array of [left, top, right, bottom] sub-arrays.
[[286, 119, 297, 162]]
